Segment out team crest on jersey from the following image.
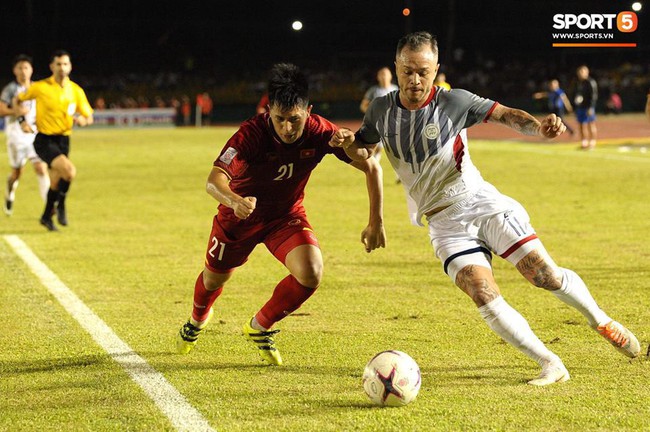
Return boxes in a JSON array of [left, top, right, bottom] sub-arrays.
[[424, 123, 440, 140], [219, 147, 238, 165]]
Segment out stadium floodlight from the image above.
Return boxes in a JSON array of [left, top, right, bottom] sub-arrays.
[[292, 20, 303, 31], [632, 2, 642, 11]]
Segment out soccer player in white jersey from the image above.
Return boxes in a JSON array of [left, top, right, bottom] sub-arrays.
[[330, 31, 640, 386], [0, 54, 49, 215]]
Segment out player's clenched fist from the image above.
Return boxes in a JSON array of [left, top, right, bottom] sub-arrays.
[[540, 113, 566, 139], [328, 128, 355, 149], [233, 196, 257, 219]]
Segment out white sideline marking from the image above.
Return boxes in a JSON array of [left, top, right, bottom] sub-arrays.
[[3, 235, 215, 432], [475, 142, 650, 163]]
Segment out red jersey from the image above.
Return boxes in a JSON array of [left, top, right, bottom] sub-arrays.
[[214, 113, 351, 220]]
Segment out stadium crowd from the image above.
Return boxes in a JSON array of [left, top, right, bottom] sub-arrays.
[[10, 59, 645, 122]]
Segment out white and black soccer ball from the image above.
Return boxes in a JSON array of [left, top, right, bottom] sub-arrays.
[[362, 350, 421, 407]]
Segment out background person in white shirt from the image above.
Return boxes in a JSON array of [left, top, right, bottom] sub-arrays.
[[0, 54, 49, 215]]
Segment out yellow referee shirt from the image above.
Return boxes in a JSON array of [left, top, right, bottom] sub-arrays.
[[17, 76, 93, 136]]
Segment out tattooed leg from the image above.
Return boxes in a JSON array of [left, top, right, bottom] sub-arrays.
[[515, 250, 562, 291], [455, 264, 561, 371], [454, 265, 500, 306]]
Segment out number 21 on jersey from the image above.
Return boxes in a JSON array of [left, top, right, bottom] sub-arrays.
[[274, 163, 294, 180], [208, 236, 225, 260]]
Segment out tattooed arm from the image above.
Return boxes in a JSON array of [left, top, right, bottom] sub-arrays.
[[488, 104, 566, 139]]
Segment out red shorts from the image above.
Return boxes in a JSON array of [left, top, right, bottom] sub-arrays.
[[204, 208, 320, 273]]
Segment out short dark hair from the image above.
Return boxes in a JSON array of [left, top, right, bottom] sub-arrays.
[[267, 63, 309, 111], [12, 54, 32, 68], [396, 31, 439, 57], [50, 50, 71, 63]]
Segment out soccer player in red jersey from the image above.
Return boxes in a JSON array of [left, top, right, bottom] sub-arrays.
[[176, 63, 386, 365]]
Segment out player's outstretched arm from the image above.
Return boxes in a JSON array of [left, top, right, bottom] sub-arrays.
[[206, 167, 256, 219], [0, 101, 13, 117], [75, 114, 94, 127], [329, 128, 375, 161], [7, 96, 35, 133], [488, 104, 566, 139], [561, 93, 574, 113], [10, 95, 29, 116], [349, 158, 386, 253]]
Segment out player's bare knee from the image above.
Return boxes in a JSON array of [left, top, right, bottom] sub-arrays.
[[455, 266, 500, 306], [516, 251, 562, 290], [533, 264, 562, 290], [34, 165, 47, 176], [202, 269, 231, 291], [65, 163, 76, 180], [293, 263, 322, 289]]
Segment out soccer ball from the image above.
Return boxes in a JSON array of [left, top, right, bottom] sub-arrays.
[[362, 350, 421, 407]]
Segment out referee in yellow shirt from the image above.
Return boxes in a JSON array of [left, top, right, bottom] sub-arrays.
[[14, 50, 93, 231]]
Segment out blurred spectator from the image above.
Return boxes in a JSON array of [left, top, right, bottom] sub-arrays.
[[137, 96, 150, 108], [196, 92, 213, 125], [646, 89, 650, 122], [433, 72, 451, 90], [571, 65, 598, 150], [154, 96, 166, 108], [256, 93, 269, 114], [181, 95, 191, 126], [170, 96, 182, 126], [605, 89, 622, 114], [94, 96, 106, 110], [532, 79, 574, 135], [359, 67, 398, 114]]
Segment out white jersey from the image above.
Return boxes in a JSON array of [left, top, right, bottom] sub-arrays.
[[1, 81, 37, 145], [358, 87, 497, 226]]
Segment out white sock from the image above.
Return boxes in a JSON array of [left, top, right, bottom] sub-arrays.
[[479, 296, 557, 366], [7, 177, 18, 201], [250, 316, 267, 331], [190, 312, 211, 329], [37, 174, 50, 202], [552, 268, 610, 327]]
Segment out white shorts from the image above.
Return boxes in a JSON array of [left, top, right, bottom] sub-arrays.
[[5, 133, 40, 169], [427, 183, 542, 283]]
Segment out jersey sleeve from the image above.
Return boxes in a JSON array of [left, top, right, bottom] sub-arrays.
[[356, 97, 384, 145], [213, 122, 258, 179], [442, 89, 497, 129], [330, 144, 353, 163], [0, 83, 15, 105], [309, 114, 353, 164], [74, 84, 94, 117], [589, 79, 598, 107], [363, 86, 376, 101], [16, 82, 38, 102]]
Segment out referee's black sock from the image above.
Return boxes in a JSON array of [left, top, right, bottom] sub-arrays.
[[58, 179, 71, 195], [42, 189, 59, 220], [58, 179, 71, 206]]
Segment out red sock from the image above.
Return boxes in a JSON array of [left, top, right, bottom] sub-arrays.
[[191, 272, 223, 322], [255, 275, 316, 329]]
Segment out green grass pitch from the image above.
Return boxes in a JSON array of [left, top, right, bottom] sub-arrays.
[[0, 127, 648, 431]]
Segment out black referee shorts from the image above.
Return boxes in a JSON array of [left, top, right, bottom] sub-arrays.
[[34, 133, 70, 167]]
